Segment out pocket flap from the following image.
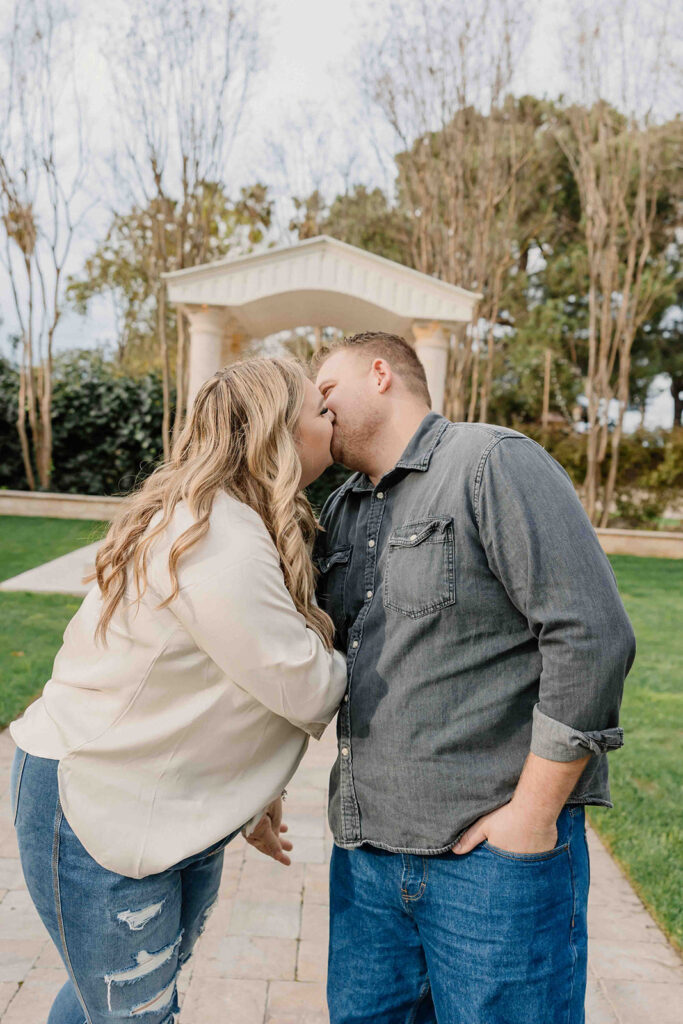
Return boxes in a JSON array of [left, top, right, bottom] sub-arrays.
[[315, 547, 352, 573], [388, 517, 453, 548]]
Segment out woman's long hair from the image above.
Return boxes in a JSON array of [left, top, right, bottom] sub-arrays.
[[87, 357, 335, 650]]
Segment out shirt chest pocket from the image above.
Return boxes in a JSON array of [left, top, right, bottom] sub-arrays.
[[383, 517, 456, 618], [315, 546, 352, 623]]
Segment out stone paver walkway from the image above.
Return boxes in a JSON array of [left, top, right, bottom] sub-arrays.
[[0, 543, 98, 597], [0, 727, 681, 1022]]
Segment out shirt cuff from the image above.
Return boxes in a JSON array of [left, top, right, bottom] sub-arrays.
[[530, 704, 624, 762]]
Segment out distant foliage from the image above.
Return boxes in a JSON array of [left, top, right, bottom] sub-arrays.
[[1, 351, 679, 528], [527, 426, 683, 529], [0, 357, 24, 489], [0, 351, 167, 495]]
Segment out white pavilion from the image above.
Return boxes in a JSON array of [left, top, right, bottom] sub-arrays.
[[162, 235, 481, 415]]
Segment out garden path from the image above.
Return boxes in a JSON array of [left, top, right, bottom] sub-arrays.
[[0, 546, 681, 1021], [0, 543, 98, 596], [0, 727, 681, 1022]]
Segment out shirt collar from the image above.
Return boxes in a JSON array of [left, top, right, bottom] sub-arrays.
[[350, 412, 450, 493]]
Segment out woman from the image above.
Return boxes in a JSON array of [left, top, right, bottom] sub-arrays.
[[9, 357, 347, 1024]]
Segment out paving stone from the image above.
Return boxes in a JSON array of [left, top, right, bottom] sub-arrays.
[[0, 940, 47, 981], [599, 979, 683, 1024], [301, 902, 329, 945], [589, 939, 683, 983], [195, 935, 297, 981], [0, 838, 19, 862], [585, 974, 620, 1023], [297, 940, 328, 983], [239, 859, 305, 895], [0, 891, 49, 941], [266, 980, 329, 1024], [0, 862, 24, 892], [1, 968, 65, 1023], [282, 787, 327, 810], [228, 889, 302, 940], [286, 837, 327, 865], [588, 901, 672, 944], [291, 766, 333, 789], [191, 899, 235, 961], [282, 812, 326, 839], [303, 864, 330, 905], [180, 977, 267, 1024], [0, 985, 17, 1018], [33, 940, 64, 971]]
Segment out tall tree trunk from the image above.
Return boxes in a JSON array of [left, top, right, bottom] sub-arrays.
[[542, 348, 552, 434], [671, 375, 683, 428], [172, 308, 187, 444], [158, 284, 171, 460], [16, 367, 36, 491]]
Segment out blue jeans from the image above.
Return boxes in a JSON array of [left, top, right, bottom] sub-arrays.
[[11, 747, 240, 1024], [328, 804, 589, 1024]]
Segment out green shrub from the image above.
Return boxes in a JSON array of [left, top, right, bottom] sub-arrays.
[[0, 350, 168, 496]]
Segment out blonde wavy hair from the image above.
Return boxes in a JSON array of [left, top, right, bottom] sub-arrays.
[[87, 357, 335, 650]]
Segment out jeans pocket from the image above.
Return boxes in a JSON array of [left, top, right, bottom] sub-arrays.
[[481, 839, 569, 863], [383, 516, 455, 618], [10, 749, 28, 826]]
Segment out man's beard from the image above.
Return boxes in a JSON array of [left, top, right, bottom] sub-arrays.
[[331, 412, 382, 473]]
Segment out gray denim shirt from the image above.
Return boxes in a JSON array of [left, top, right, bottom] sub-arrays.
[[314, 413, 636, 854]]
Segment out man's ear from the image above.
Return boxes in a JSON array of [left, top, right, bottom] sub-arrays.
[[371, 358, 392, 394]]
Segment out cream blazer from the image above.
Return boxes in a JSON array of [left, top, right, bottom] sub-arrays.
[[10, 491, 347, 878]]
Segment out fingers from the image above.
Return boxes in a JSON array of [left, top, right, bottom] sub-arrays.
[[245, 817, 293, 866], [452, 825, 485, 855]]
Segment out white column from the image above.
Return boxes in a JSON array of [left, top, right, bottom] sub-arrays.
[[185, 307, 231, 407], [412, 321, 450, 415]]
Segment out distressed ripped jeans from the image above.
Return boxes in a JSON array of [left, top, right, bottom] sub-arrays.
[[11, 748, 239, 1024]]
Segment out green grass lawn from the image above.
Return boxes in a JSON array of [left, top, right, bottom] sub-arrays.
[[0, 515, 103, 726], [587, 555, 683, 952], [0, 515, 106, 582], [0, 518, 681, 948], [0, 592, 82, 728]]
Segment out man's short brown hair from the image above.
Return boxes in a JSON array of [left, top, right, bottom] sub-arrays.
[[313, 331, 431, 406]]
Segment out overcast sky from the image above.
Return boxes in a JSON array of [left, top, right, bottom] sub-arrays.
[[0, 0, 677, 427]]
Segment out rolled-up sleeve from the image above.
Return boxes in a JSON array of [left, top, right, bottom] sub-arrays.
[[163, 528, 347, 738], [477, 436, 636, 763]]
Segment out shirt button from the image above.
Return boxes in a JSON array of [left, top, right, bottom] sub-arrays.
[[341, 747, 349, 756], [352, 640, 359, 648], [343, 694, 349, 702], [368, 539, 375, 548], [376, 492, 384, 500], [366, 590, 373, 599], [410, 533, 418, 541]]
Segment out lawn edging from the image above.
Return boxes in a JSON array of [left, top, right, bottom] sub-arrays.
[[0, 489, 124, 521], [3, 490, 683, 557]]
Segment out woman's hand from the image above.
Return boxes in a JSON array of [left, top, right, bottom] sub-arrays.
[[244, 797, 294, 866]]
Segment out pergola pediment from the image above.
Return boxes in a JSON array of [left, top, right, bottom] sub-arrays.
[[163, 235, 481, 414], [163, 235, 480, 338]]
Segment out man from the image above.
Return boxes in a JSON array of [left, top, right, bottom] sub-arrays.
[[312, 331, 635, 1024]]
